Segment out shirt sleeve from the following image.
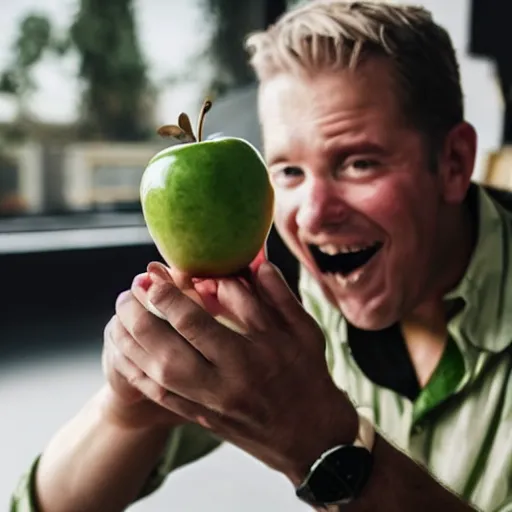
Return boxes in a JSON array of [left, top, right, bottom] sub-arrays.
[[137, 423, 222, 499], [9, 456, 40, 512], [9, 424, 222, 512], [495, 500, 512, 512]]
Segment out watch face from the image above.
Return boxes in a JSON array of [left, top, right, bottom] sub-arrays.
[[296, 446, 373, 506]]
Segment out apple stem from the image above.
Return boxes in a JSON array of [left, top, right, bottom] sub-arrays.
[[197, 99, 212, 142]]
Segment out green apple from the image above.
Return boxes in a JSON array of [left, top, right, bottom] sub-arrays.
[[140, 99, 274, 277]]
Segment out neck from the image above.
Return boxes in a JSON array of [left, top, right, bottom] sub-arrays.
[[402, 199, 476, 386]]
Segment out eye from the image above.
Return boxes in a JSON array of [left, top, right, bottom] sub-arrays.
[[270, 166, 304, 188], [282, 166, 303, 177], [337, 158, 380, 178], [351, 159, 378, 171]]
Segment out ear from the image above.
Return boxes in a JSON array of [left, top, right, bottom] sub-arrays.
[[438, 122, 477, 204]]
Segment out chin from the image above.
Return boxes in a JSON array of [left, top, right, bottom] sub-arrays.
[[336, 295, 399, 331]]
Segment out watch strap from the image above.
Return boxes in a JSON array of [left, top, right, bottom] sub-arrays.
[[295, 407, 375, 507]]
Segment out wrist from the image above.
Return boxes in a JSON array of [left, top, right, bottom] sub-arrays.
[[294, 407, 376, 509], [97, 385, 179, 433], [285, 390, 360, 486]]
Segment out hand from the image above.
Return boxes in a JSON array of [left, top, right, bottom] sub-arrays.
[[101, 272, 188, 430], [113, 260, 359, 482], [101, 261, 244, 431]]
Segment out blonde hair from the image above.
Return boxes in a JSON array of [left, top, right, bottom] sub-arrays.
[[246, 0, 463, 150]]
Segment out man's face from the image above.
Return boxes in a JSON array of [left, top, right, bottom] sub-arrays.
[[259, 60, 450, 330]]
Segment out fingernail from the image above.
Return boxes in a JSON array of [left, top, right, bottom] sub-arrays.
[[147, 299, 167, 321], [147, 262, 174, 283], [149, 271, 169, 285], [133, 273, 153, 291]]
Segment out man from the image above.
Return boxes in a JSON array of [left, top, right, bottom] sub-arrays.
[[11, 1, 512, 511]]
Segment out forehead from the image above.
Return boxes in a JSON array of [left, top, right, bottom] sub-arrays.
[[257, 59, 407, 156]]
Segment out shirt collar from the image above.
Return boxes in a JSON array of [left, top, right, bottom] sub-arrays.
[[445, 184, 512, 353]]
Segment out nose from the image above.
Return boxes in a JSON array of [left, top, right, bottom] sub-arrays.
[[296, 179, 347, 234]]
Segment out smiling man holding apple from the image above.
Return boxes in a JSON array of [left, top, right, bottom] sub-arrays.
[[11, 1, 512, 511]]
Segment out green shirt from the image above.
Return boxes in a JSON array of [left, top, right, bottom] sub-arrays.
[[10, 185, 512, 512], [299, 185, 512, 512]]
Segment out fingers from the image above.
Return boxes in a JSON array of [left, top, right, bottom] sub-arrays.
[[160, 262, 233, 320], [144, 276, 245, 364], [146, 263, 234, 320], [249, 244, 268, 274], [140, 261, 311, 344], [106, 321, 212, 424], [106, 322, 149, 394], [147, 262, 206, 309], [115, 287, 217, 383], [137, 377, 221, 427], [109, 309, 220, 408], [216, 277, 269, 332], [147, 261, 173, 284], [102, 318, 145, 404], [256, 262, 309, 328], [115, 288, 204, 370], [131, 271, 169, 321]]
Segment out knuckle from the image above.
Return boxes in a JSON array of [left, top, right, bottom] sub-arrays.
[[103, 316, 116, 343], [173, 310, 200, 335], [114, 333, 131, 355], [102, 325, 119, 374], [111, 322, 133, 353], [125, 367, 144, 388], [153, 384, 170, 405], [148, 282, 178, 315], [131, 312, 154, 340], [115, 290, 132, 313], [175, 310, 214, 344], [151, 356, 176, 388], [104, 317, 127, 355]]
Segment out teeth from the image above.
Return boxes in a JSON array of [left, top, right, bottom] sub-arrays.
[[333, 268, 364, 287], [348, 271, 363, 284], [319, 244, 339, 255], [319, 243, 376, 255], [334, 273, 348, 287]]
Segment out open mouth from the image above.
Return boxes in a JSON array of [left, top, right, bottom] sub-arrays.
[[309, 242, 383, 277]]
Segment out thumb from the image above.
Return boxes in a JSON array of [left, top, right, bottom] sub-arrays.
[[256, 262, 305, 324], [147, 262, 207, 308], [146, 261, 237, 323]]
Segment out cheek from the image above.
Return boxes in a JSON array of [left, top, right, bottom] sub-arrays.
[[272, 191, 305, 255], [343, 180, 405, 233], [272, 191, 296, 234], [344, 175, 436, 239]]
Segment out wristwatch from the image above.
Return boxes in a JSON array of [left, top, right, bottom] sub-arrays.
[[295, 408, 375, 509]]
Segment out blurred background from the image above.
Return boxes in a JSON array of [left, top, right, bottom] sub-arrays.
[[0, 0, 510, 510]]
